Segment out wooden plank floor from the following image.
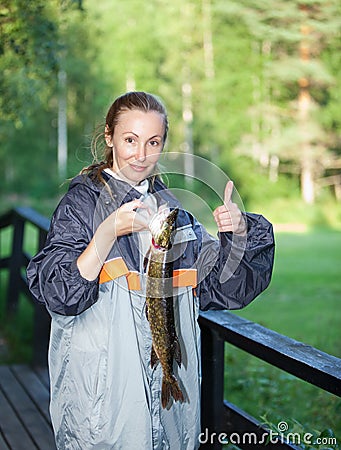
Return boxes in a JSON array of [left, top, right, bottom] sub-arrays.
[[0, 365, 56, 449]]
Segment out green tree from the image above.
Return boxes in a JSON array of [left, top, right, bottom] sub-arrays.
[[217, 0, 341, 203], [0, 0, 104, 203], [0, 0, 59, 125], [2, 0, 340, 211], [0, 0, 59, 199]]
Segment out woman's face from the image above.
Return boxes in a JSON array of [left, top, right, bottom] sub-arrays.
[[107, 109, 165, 184]]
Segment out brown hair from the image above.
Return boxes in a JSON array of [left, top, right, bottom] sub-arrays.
[[82, 91, 168, 186]]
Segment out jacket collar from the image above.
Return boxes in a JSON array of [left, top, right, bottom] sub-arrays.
[[71, 169, 193, 229]]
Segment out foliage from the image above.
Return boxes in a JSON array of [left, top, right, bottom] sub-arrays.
[[0, 0, 104, 197], [0, 0, 59, 125], [216, 0, 341, 203], [1, 0, 340, 210]]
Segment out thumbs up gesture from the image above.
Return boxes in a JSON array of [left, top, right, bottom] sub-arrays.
[[213, 181, 247, 235]]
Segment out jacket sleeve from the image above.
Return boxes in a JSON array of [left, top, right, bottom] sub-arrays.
[[26, 186, 99, 316], [196, 213, 275, 310]]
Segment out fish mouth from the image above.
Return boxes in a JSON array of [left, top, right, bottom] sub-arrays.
[[165, 208, 178, 225], [149, 207, 178, 248]]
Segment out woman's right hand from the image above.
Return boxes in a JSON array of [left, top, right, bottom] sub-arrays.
[[78, 199, 150, 281], [101, 199, 151, 239]]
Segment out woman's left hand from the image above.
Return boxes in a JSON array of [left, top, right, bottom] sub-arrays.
[[213, 181, 247, 235]]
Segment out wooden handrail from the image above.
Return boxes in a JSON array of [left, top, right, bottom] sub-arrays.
[[199, 310, 341, 397], [199, 311, 341, 449]]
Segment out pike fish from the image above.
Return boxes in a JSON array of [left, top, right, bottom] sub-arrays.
[[145, 207, 185, 408]]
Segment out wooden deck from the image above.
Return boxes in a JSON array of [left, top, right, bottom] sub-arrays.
[[0, 365, 56, 449]]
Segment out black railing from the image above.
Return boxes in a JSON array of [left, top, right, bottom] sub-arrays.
[[1, 207, 340, 449], [199, 311, 341, 449], [0, 207, 51, 367]]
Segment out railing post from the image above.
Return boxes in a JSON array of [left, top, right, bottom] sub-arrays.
[[38, 228, 48, 251], [200, 324, 225, 449], [33, 224, 50, 367], [7, 214, 25, 314], [32, 304, 51, 368]]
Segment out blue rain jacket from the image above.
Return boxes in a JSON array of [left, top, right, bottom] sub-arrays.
[[27, 171, 275, 449]]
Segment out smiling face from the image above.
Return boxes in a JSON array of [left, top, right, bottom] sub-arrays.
[[106, 109, 165, 185]]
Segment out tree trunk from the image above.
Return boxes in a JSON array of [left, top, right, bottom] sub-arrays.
[[58, 70, 68, 180], [298, 6, 315, 204], [202, 0, 215, 80], [126, 74, 136, 92], [182, 81, 194, 184], [301, 154, 315, 204], [181, 3, 195, 184], [202, 0, 219, 161]]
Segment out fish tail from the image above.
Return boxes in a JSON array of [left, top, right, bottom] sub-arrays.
[[161, 376, 185, 408]]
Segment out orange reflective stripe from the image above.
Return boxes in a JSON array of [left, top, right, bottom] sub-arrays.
[[173, 269, 197, 288], [126, 271, 141, 290], [99, 259, 197, 290], [99, 257, 129, 284]]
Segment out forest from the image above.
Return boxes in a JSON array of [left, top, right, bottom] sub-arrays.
[[1, 0, 340, 227]]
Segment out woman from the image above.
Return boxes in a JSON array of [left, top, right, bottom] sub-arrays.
[[27, 91, 275, 449]]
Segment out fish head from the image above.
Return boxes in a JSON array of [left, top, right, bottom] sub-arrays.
[[149, 207, 178, 249]]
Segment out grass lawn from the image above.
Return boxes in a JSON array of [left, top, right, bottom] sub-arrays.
[[225, 229, 341, 445]]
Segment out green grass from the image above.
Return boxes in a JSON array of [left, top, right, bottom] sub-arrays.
[[225, 230, 341, 446]]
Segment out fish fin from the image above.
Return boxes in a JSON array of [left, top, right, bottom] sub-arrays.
[[173, 336, 182, 368], [161, 379, 171, 409], [161, 376, 185, 409], [151, 345, 159, 368]]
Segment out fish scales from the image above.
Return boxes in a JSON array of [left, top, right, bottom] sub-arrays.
[[145, 208, 184, 409]]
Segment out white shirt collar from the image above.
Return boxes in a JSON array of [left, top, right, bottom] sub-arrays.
[[104, 168, 149, 196]]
